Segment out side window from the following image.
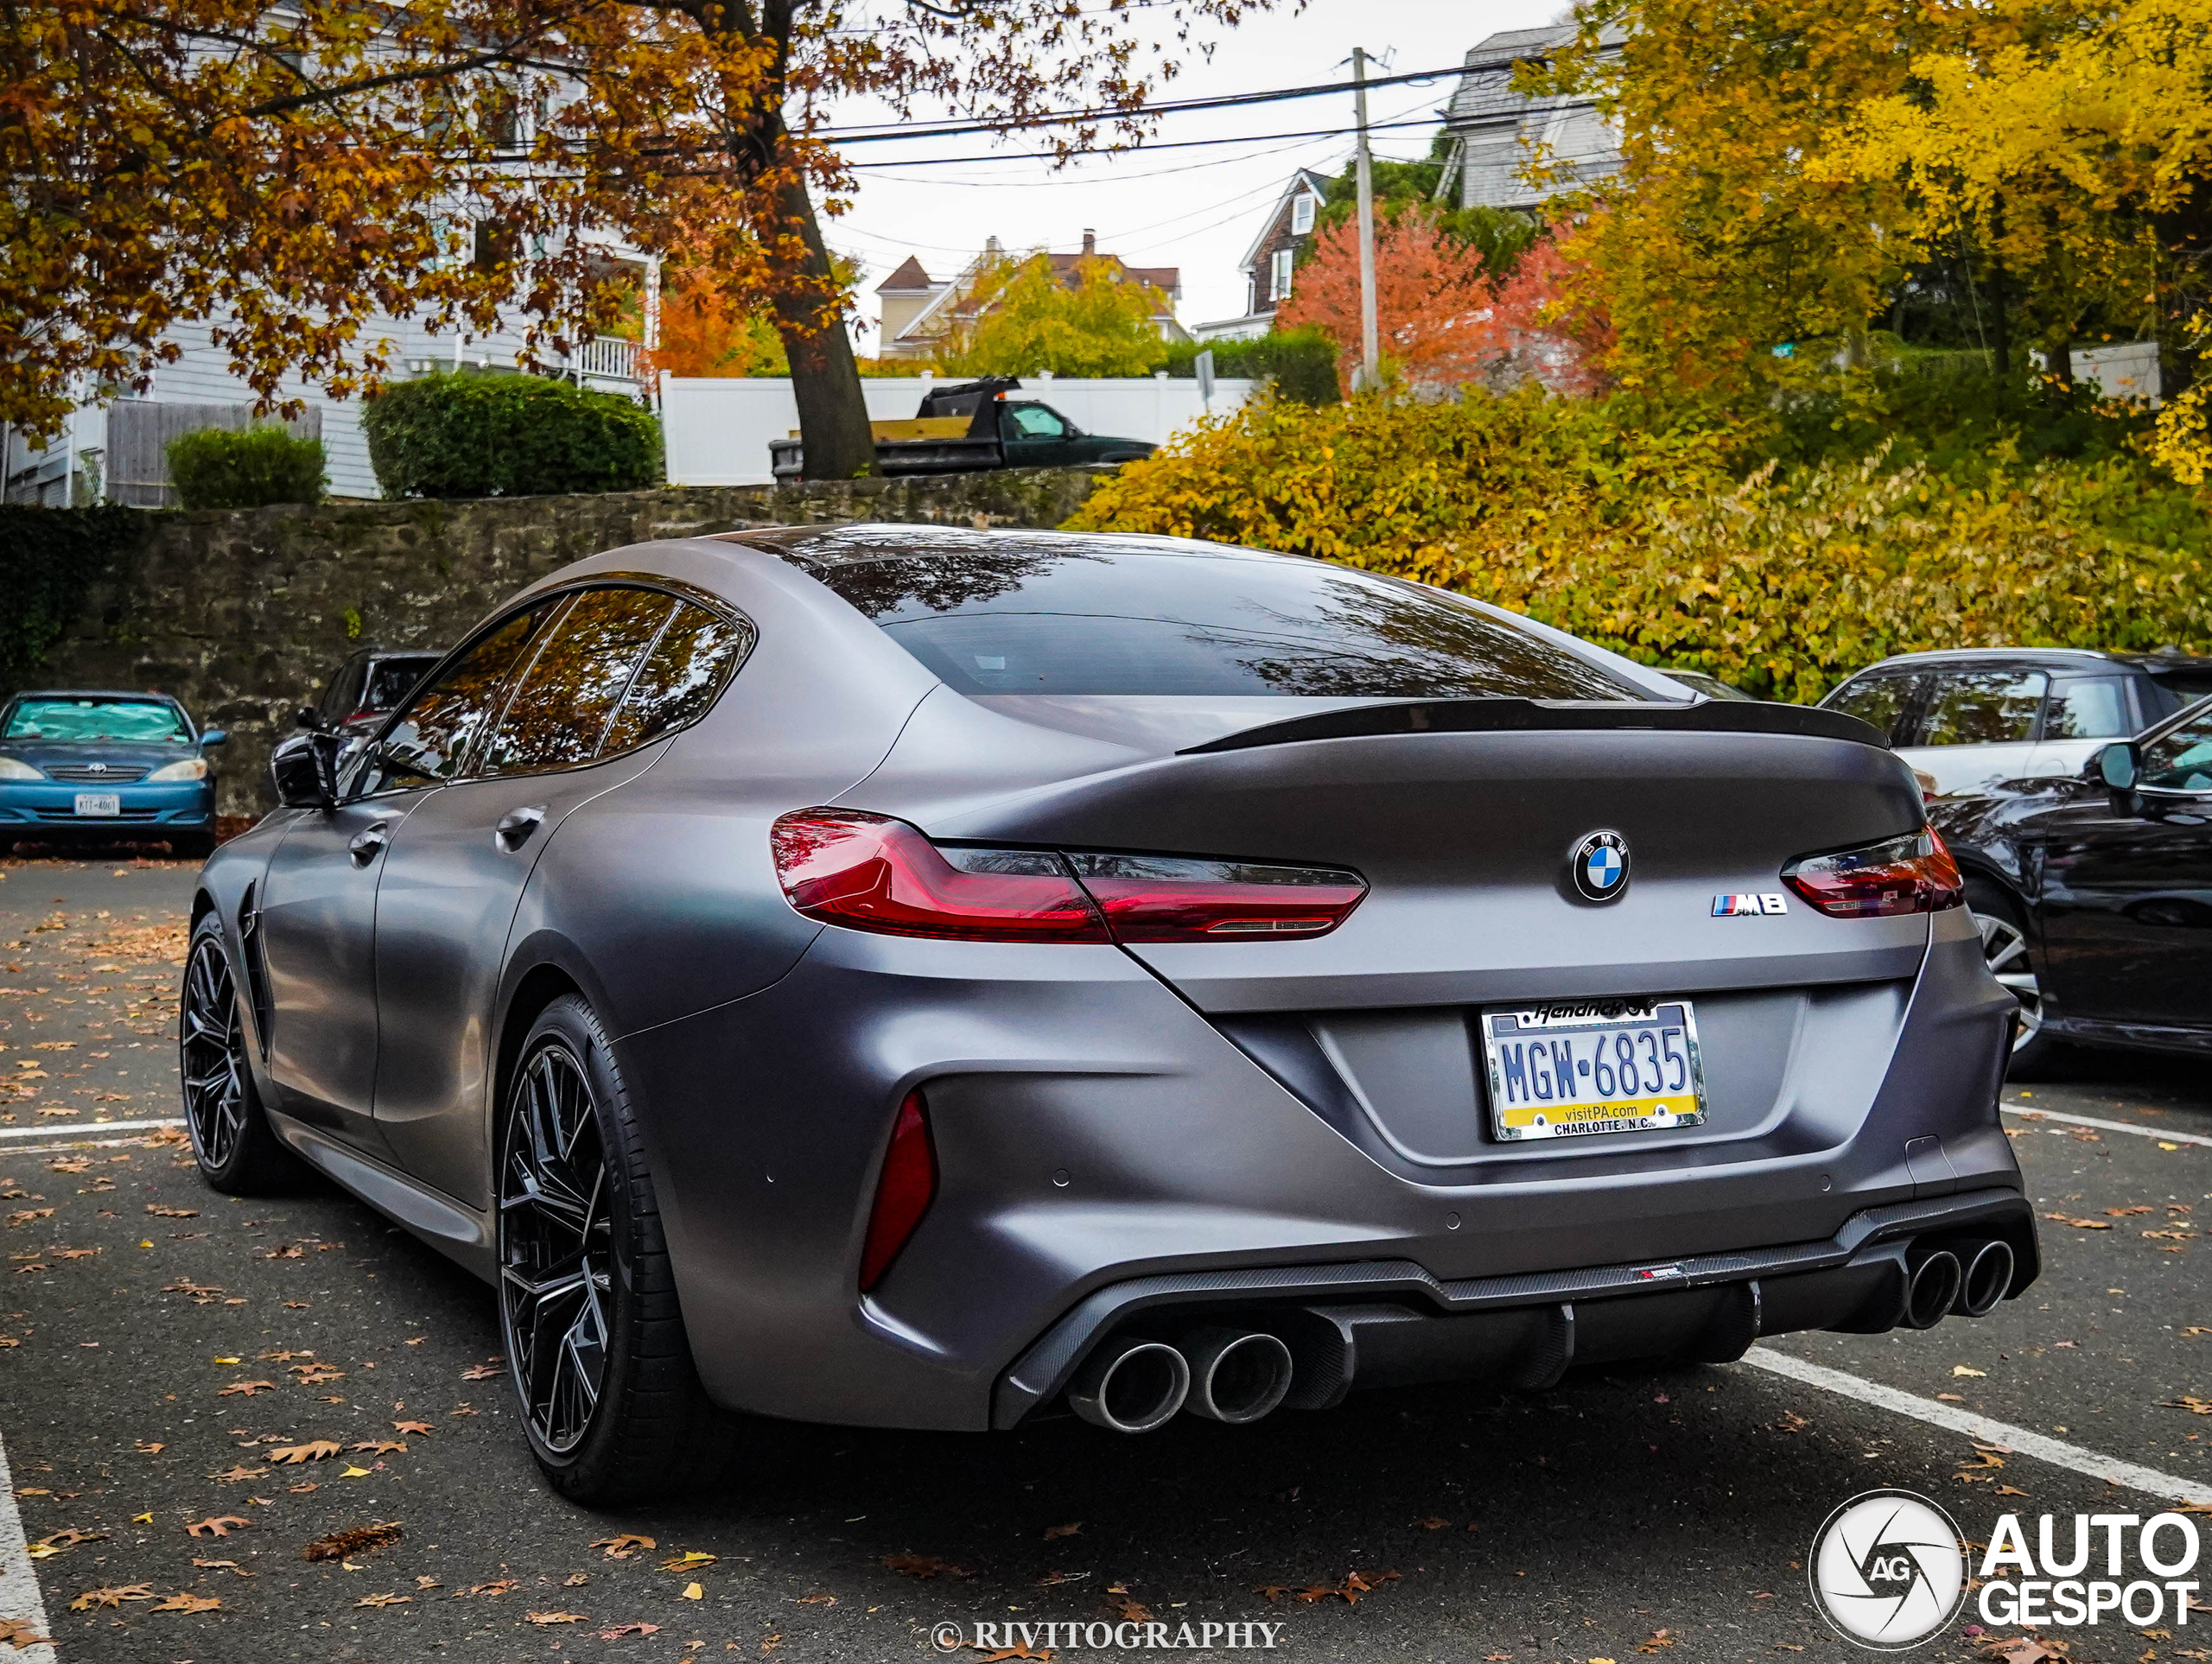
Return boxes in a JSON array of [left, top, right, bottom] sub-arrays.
[[1826, 674, 1915, 740], [2044, 677, 2132, 740], [2139, 705, 2212, 793], [355, 603, 558, 795], [320, 657, 364, 721], [1290, 194, 1317, 236], [1269, 247, 1295, 302], [601, 604, 753, 756], [1918, 670, 2048, 746], [1004, 404, 1067, 440], [478, 587, 677, 776]]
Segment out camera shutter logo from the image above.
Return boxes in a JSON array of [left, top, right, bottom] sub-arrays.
[[1809, 1489, 1967, 1649]]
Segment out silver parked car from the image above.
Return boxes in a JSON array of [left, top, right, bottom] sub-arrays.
[[1820, 647, 2212, 797], [183, 525, 2035, 1502]]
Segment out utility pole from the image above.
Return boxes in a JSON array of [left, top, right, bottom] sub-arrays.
[[1352, 46, 1379, 393]]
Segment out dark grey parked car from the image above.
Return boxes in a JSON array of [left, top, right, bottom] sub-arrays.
[[183, 525, 2035, 1502]]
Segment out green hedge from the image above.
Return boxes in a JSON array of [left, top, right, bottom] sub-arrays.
[[1166, 327, 1342, 406], [166, 425, 327, 510], [0, 505, 149, 695], [362, 372, 662, 499]]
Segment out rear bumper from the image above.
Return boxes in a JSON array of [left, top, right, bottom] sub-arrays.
[[618, 905, 2021, 1432], [991, 1185, 2037, 1426]]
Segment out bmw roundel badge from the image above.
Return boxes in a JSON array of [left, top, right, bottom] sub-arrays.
[[1570, 830, 1630, 902]]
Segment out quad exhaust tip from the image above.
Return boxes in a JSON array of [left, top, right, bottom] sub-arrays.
[[1068, 1338, 1190, 1434], [1954, 1238, 2015, 1319], [1903, 1247, 1962, 1330], [1180, 1328, 1294, 1425]]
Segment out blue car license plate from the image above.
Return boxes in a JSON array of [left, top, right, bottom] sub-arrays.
[[1481, 998, 1707, 1141], [73, 792, 121, 817]]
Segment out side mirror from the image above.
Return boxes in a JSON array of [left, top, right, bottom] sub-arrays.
[[295, 705, 335, 734], [2096, 741, 2139, 791], [200, 728, 228, 748], [270, 732, 335, 810]]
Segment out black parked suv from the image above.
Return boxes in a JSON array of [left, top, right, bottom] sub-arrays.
[[1820, 648, 2212, 799], [312, 647, 445, 736]]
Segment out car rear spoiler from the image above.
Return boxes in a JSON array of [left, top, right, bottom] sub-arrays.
[[1179, 697, 1887, 755]]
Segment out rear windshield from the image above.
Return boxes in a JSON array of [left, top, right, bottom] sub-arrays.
[[810, 544, 1643, 701], [3, 698, 190, 743]]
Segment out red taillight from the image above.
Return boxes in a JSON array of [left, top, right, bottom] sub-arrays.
[[1782, 827, 1964, 918], [859, 1091, 936, 1292], [1065, 853, 1367, 942], [771, 810, 1108, 942]]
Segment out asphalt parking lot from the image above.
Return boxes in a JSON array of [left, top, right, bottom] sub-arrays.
[[2, 854, 2209, 1664]]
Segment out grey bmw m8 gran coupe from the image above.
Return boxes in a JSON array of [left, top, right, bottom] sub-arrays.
[[181, 524, 2034, 1501]]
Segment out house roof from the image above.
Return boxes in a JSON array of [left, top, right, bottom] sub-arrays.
[[874, 256, 938, 294], [1446, 23, 1625, 129], [1236, 168, 1335, 275], [1042, 251, 1179, 301], [887, 242, 1180, 345]]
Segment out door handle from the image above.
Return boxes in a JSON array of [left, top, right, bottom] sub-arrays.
[[495, 805, 547, 850], [347, 821, 389, 864]]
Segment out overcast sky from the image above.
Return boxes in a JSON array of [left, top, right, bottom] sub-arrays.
[[823, 0, 1563, 351]]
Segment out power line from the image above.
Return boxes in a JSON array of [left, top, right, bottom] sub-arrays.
[[817, 60, 1469, 145], [842, 113, 1440, 168]]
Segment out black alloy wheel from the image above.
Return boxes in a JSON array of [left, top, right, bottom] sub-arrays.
[[493, 994, 734, 1502], [1964, 882, 2066, 1079], [180, 914, 300, 1193], [499, 1039, 615, 1457]]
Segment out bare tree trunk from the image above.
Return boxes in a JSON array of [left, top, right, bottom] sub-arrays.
[[765, 173, 876, 480]]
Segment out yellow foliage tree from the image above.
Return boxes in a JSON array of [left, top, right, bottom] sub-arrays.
[[937, 254, 1170, 378]]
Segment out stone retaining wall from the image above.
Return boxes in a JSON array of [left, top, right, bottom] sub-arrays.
[[35, 468, 1110, 816]]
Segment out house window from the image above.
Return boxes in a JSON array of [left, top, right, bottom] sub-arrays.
[[1269, 248, 1294, 302], [1290, 194, 1316, 236]]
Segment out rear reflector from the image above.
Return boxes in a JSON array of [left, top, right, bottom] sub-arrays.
[[772, 809, 1369, 945], [859, 1091, 937, 1292], [1065, 853, 1367, 943], [1782, 828, 1964, 918], [771, 810, 1109, 942]]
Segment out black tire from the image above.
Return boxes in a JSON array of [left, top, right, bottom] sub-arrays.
[[180, 914, 306, 1193], [1963, 880, 2069, 1080], [497, 994, 735, 1504], [168, 832, 217, 861]]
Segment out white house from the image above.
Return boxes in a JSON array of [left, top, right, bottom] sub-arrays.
[[1433, 25, 1625, 213]]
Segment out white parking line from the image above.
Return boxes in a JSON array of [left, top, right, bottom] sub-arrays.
[[2001, 1102, 2212, 1148], [0, 1117, 182, 1142], [0, 1429, 59, 1663], [1745, 1346, 2212, 1505]]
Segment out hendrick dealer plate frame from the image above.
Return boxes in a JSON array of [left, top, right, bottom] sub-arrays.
[[1479, 996, 1709, 1142]]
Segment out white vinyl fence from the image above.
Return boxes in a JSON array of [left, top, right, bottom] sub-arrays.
[[660, 375, 1255, 486]]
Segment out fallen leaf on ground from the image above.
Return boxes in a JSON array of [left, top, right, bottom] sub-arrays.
[[461, 1360, 504, 1381], [528, 1610, 588, 1625], [265, 1439, 341, 1464], [218, 1380, 276, 1397], [885, 1553, 976, 1578], [1278, 1569, 1400, 1605], [458, 1579, 518, 1598], [797, 1591, 838, 1604], [599, 1623, 661, 1640], [393, 1420, 432, 1436], [2040, 1214, 2112, 1229], [356, 1592, 411, 1608], [186, 1515, 250, 1538], [143, 1204, 196, 1218], [1043, 1521, 1082, 1540], [70, 1583, 156, 1610], [0, 1616, 52, 1647], [1106, 1592, 1153, 1623], [1639, 1630, 1675, 1653], [2164, 1397, 2212, 1416], [681, 1582, 703, 1600], [351, 1440, 407, 1455], [301, 1521, 403, 1561], [591, 1534, 656, 1559], [28, 1527, 105, 1559], [661, 1551, 717, 1572], [150, 1592, 221, 1614]]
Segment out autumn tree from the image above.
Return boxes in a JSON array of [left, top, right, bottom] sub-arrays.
[[1279, 212, 1608, 397], [3, 0, 1271, 477], [936, 252, 1170, 378]]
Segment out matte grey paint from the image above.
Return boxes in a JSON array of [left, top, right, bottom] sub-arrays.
[[194, 525, 2030, 1436]]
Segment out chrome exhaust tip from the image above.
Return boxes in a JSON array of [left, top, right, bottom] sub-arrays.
[[1953, 1239, 2015, 1318], [1179, 1328, 1294, 1425], [1903, 1248, 1962, 1331], [1067, 1338, 1190, 1434]]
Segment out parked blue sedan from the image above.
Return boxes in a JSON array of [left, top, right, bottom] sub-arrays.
[[0, 691, 226, 859]]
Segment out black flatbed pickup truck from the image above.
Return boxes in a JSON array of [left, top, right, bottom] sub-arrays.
[[769, 377, 1156, 480]]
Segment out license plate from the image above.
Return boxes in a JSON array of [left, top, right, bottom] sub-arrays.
[[73, 793, 121, 817], [1481, 997, 1707, 1141]]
